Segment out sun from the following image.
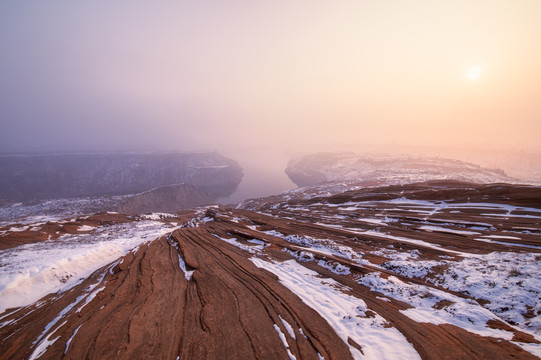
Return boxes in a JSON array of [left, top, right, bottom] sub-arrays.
[[467, 66, 482, 80]]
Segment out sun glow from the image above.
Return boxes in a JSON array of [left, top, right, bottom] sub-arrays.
[[467, 66, 482, 80]]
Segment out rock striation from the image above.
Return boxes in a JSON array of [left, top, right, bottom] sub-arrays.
[[1, 181, 540, 359]]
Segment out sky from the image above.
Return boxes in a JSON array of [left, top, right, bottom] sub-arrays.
[[1, 1, 540, 197]]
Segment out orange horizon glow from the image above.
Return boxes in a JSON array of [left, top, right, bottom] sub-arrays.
[[0, 0, 540, 157]]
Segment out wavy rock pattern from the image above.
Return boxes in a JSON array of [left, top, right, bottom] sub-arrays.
[[1, 182, 540, 359]]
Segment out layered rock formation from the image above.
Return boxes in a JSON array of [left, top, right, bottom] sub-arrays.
[[0, 152, 243, 201], [1, 181, 540, 359], [286, 152, 518, 188]]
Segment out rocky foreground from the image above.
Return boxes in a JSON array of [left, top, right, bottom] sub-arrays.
[[1, 181, 540, 359]]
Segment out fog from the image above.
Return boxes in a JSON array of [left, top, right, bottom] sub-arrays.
[[1, 1, 541, 200]]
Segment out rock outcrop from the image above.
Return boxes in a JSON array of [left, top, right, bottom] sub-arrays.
[[0, 151, 243, 201], [116, 184, 212, 214], [286, 152, 518, 188], [1, 182, 540, 359]]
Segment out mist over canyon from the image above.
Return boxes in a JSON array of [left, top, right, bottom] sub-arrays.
[[0, 152, 243, 202]]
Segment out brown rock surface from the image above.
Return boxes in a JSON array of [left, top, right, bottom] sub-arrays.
[[0, 213, 134, 250], [1, 181, 540, 359]]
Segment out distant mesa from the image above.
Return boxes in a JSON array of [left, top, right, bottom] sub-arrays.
[[285, 152, 519, 188], [0, 152, 243, 203]]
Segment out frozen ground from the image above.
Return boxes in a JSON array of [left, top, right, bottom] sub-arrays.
[[0, 219, 178, 313], [251, 257, 422, 360], [1, 181, 540, 360], [0, 197, 121, 226]]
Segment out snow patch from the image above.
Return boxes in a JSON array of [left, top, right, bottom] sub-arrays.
[[0, 221, 177, 313], [64, 324, 82, 354], [251, 258, 421, 360], [76, 225, 95, 232], [273, 323, 297, 360], [279, 315, 296, 340], [177, 253, 194, 281], [418, 225, 480, 236]]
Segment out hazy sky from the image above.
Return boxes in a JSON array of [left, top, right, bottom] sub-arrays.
[[1, 0, 540, 158]]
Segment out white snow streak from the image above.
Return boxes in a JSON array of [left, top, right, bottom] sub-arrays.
[[273, 324, 297, 360], [0, 220, 177, 313], [251, 258, 421, 360]]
